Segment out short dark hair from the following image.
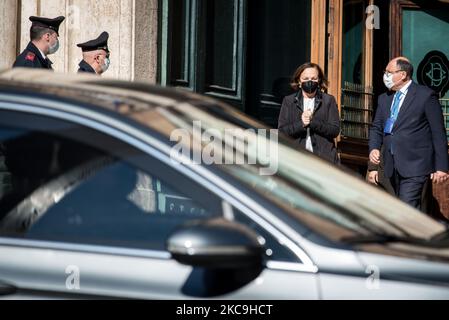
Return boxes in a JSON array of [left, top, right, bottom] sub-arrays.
[[290, 62, 328, 91], [396, 59, 413, 79], [30, 26, 54, 41]]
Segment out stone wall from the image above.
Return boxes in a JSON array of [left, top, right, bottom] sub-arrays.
[[0, 0, 158, 82], [0, 0, 18, 72]]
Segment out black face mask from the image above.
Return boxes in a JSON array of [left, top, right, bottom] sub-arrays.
[[301, 80, 319, 94]]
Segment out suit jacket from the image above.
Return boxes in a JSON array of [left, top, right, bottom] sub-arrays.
[[13, 42, 53, 70], [278, 91, 340, 164], [78, 60, 96, 74], [369, 82, 449, 178]]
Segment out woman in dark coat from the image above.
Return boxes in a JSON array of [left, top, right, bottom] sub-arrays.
[[278, 62, 340, 164]]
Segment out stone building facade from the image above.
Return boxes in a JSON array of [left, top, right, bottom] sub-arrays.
[[0, 0, 158, 82], [0, 0, 448, 219]]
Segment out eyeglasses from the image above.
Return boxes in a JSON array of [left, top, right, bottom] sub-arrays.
[[384, 69, 404, 76], [98, 53, 110, 59]]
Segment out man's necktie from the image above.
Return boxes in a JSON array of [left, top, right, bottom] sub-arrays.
[[389, 91, 403, 155], [390, 91, 403, 124]]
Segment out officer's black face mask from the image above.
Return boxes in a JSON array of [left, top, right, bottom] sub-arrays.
[[301, 80, 319, 94]]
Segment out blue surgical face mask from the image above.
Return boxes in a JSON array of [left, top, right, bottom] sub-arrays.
[[48, 39, 60, 55], [101, 57, 110, 73]]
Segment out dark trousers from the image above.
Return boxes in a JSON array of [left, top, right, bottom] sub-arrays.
[[390, 168, 429, 210]]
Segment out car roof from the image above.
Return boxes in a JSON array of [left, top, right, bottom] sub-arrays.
[[0, 68, 266, 131]]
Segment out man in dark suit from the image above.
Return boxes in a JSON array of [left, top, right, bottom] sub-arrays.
[[76, 32, 110, 75], [366, 144, 433, 214], [13, 16, 65, 70], [369, 57, 449, 210]]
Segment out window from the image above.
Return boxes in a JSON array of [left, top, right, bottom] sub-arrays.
[[340, 0, 374, 140], [0, 111, 222, 251], [0, 110, 301, 262]]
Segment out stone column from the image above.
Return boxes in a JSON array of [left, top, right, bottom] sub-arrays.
[[119, 0, 134, 80], [134, 0, 158, 83], [0, 0, 19, 70]]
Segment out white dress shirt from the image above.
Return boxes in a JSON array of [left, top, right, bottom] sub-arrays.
[[304, 97, 315, 152], [37, 47, 47, 60], [392, 79, 412, 113]]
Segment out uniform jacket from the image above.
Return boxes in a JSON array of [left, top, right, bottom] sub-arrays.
[[78, 60, 96, 74], [13, 42, 53, 70]]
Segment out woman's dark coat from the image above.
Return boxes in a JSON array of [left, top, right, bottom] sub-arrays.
[[278, 90, 340, 164]]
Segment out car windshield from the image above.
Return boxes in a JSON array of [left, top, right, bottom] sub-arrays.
[[132, 96, 446, 242], [1, 75, 444, 243]]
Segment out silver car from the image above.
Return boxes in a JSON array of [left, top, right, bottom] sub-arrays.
[[0, 69, 449, 300]]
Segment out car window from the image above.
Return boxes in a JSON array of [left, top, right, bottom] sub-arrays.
[[231, 207, 301, 263], [23, 159, 220, 251], [0, 112, 301, 262], [0, 115, 222, 251]]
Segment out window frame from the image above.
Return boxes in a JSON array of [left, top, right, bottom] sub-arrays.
[[0, 111, 224, 249]]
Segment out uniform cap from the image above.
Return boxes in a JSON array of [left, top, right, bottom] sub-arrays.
[[77, 32, 110, 54], [30, 16, 65, 36]]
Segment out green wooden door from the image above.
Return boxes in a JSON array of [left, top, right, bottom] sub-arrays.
[[245, 0, 311, 128], [158, 0, 311, 128], [158, 0, 245, 110]]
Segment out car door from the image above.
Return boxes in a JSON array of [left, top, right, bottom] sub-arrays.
[[0, 106, 319, 299]]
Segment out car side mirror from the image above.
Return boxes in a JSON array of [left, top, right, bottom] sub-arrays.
[[166, 218, 264, 270]]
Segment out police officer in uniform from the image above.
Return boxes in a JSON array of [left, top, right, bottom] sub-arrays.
[[13, 16, 65, 70], [76, 32, 110, 75]]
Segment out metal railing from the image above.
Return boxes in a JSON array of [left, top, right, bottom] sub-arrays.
[[340, 82, 374, 140], [440, 98, 449, 141]]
